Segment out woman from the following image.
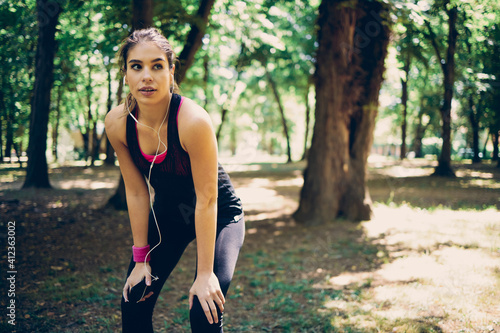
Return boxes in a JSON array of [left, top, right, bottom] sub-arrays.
[[105, 28, 245, 333]]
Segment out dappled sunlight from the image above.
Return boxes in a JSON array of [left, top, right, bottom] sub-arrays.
[[273, 177, 304, 187], [456, 169, 494, 179], [459, 178, 500, 189], [236, 175, 301, 216], [55, 178, 117, 190], [237, 187, 279, 207], [367, 157, 437, 179], [372, 164, 435, 178], [316, 203, 500, 331], [366, 205, 500, 251]]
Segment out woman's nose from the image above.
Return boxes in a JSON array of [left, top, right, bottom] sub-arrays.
[[142, 68, 153, 81]]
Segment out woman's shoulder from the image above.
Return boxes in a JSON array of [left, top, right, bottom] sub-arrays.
[[178, 96, 212, 127], [177, 96, 215, 151], [105, 103, 128, 144]]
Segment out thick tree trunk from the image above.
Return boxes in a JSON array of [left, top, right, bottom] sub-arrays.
[[105, 67, 116, 166], [265, 66, 292, 163], [428, 4, 457, 177], [176, 0, 215, 84], [400, 54, 410, 160], [132, 0, 153, 30], [23, 0, 61, 188], [293, 0, 391, 224]]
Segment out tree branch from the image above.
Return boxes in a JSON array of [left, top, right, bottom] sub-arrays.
[[425, 20, 446, 73], [176, 0, 215, 84]]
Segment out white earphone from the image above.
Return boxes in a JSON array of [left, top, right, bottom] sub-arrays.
[[126, 92, 172, 300]]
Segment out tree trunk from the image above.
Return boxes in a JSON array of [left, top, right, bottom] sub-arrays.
[[400, 53, 410, 160], [91, 119, 100, 165], [468, 95, 481, 163], [5, 101, 13, 161], [23, 0, 61, 188], [52, 85, 62, 161], [427, 4, 457, 177], [107, 74, 127, 209], [482, 129, 489, 159], [109, 0, 154, 209], [132, 0, 153, 30], [86, 63, 95, 166], [293, 0, 391, 224], [265, 66, 292, 163], [0, 114, 2, 162], [216, 69, 243, 142], [176, 0, 215, 84], [0, 87, 4, 161], [216, 108, 228, 142], [302, 83, 311, 161], [413, 105, 427, 158], [230, 125, 236, 156], [492, 131, 499, 162], [105, 66, 116, 165], [107, 175, 128, 210], [203, 53, 209, 109]]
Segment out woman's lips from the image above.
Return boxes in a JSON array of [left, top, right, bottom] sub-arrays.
[[139, 88, 156, 97]]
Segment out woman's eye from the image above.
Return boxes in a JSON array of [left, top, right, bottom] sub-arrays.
[[153, 64, 163, 69], [131, 64, 141, 70]]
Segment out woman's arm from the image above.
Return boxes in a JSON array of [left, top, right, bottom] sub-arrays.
[[105, 106, 150, 246], [105, 106, 153, 300], [179, 99, 223, 324]]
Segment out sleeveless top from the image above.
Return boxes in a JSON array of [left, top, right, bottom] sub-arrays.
[[126, 93, 243, 226]]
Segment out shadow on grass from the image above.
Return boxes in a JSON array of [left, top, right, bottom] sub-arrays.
[[368, 161, 500, 210], [0, 160, 498, 332]]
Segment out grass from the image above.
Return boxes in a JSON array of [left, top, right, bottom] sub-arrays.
[[0, 158, 499, 332]]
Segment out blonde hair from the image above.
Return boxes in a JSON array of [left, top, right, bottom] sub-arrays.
[[117, 28, 180, 113]]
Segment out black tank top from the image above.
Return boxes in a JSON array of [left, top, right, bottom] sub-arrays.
[[126, 93, 243, 226]]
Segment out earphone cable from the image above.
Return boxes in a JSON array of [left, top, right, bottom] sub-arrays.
[[126, 93, 171, 291]]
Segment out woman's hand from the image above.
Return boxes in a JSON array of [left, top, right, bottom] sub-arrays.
[[123, 262, 152, 302], [189, 272, 225, 324]]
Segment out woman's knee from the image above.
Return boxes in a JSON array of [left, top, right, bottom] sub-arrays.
[[189, 295, 224, 332]]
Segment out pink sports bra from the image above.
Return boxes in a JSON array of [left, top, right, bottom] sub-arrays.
[[135, 97, 184, 164]]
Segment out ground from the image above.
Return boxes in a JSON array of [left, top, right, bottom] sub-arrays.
[[0, 157, 499, 332]]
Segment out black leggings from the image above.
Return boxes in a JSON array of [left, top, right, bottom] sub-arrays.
[[121, 213, 245, 333]]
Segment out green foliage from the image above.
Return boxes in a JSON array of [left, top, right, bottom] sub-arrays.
[[1, 0, 499, 163], [377, 0, 499, 159]]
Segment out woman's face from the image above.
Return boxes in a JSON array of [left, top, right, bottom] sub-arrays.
[[124, 42, 174, 106]]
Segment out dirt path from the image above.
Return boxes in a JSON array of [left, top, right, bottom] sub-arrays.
[[0, 159, 499, 332]]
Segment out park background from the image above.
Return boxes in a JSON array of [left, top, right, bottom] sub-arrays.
[[0, 0, 499, 332]]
